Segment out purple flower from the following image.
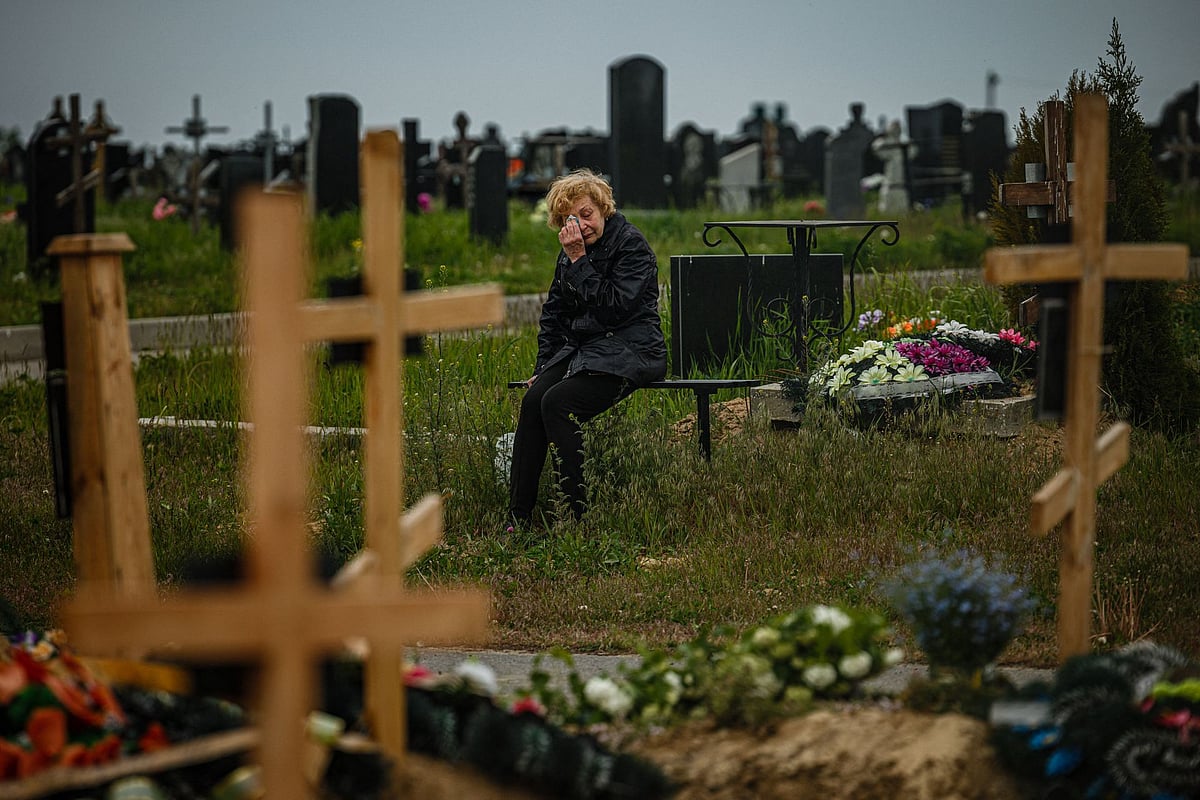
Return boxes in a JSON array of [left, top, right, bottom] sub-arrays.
[[894, 338, 989, 377]]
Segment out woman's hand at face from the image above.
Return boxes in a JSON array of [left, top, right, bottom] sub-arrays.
[[558, 216, 586, 262]]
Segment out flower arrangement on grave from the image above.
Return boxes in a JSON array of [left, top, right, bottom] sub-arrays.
[[789, 318, 1039, 424], [517, 603, 902, 729], [0, 628, 248, 787], [0, 630, 151, 779], [885, 549, 1036, 686], [990, 642, 1200, 799]]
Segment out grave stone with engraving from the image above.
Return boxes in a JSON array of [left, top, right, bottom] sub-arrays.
[[467, 144, 508, 244], [669, 123, 718, 209], [719, 143, 761, 214], [608, 55, 667, 208], [824, 103, 874, 219], [306, 94, 360, 216]]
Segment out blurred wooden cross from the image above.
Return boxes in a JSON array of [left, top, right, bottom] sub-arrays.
[[984, 93, 1188, 662], [45, 94, 120, 233], [65, 129, 503, 797]]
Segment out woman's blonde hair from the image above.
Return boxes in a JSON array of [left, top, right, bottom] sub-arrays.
[[545, 169, 616, 229]]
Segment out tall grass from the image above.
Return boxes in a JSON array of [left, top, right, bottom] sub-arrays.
[[2, 186, 1198, 667]]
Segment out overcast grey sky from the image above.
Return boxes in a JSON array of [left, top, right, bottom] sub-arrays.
[[2, 0, 1196, 151]]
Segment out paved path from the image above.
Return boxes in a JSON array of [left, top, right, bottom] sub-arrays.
[[405, 647, 1053, 697]]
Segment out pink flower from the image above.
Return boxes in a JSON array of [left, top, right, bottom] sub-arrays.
[[510, 696, 546, 716], [803, 200, 825, 216], [152, 198, 177, 220], [998, 328, 1026, 346], [417, 192, 433, 213], [403, 664, 436, 687]]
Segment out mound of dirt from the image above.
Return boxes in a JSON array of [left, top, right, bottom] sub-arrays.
[[396, 705, 1025, 799]]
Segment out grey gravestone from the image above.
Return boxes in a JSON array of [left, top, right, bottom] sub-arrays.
[[669, 123, 717, 209], [306, 94, 360, 216], [669, 253, 843, 375], [824, 103, 874, 219], [467, 145, 508, 244], [905, 99, 963, 208], [218, 154, 265, 250], [718, 143, 761, 214], [962, 110, 1009, 216], [20, 101, 95, 279], [608, 55, 667, 208]]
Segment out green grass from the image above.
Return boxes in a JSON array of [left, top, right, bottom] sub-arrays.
[[1, 187, 1198, 668]]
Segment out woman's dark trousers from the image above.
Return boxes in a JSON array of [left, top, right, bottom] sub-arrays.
[[509, 360, 631, 522]]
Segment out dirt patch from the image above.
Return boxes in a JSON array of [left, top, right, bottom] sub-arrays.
[[396, 705, 1025, 799], [670, 397, 752, 441]]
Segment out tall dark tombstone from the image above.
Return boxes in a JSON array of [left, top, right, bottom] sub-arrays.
[[403, 118, 433, 212], [219, 153, 266, 250], [906, 99, 964, 208], [962, 110, 1009, 216], [823, 103, 874, 219], [103, 141, 131, 203], [467, 145, 508, 244], [20, 99, 95, 280], [608, 55, 667, 208], [306, 94, 360, 216], [669, 123, 717, 209]]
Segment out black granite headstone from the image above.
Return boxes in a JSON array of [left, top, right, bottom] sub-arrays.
[[103, 142, 131, 203], [20, 104, 95, 279], [906, 100, 964, 207], [219, 154, 265, 250], [668, 253, 843, 376], [608, 55, 667, 208], [403, 118, 434, 212], [306, 94, 360, 216], [962, 110, 1009, 216], [467, 145, 508, 244]]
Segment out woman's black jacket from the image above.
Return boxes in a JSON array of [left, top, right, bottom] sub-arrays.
[[534, 211, 667, 386]]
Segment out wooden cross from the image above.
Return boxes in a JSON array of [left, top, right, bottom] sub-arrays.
[[1162, 109, 1200, 186], [165, 94, 228, 234], [45, 94, 120, 233], [46, 233, 155, 602], [63, 129, 504, 797], [985, 93, 1188, 662], [999, 99, 1114, 225]]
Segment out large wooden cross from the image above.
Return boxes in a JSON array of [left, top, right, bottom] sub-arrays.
[[63, 129, 504, 796], [46, 233, 155, 601], [985, 94, 1188, 662]]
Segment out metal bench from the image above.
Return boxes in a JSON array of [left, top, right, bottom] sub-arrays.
[[509, 378, 762, 461]]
